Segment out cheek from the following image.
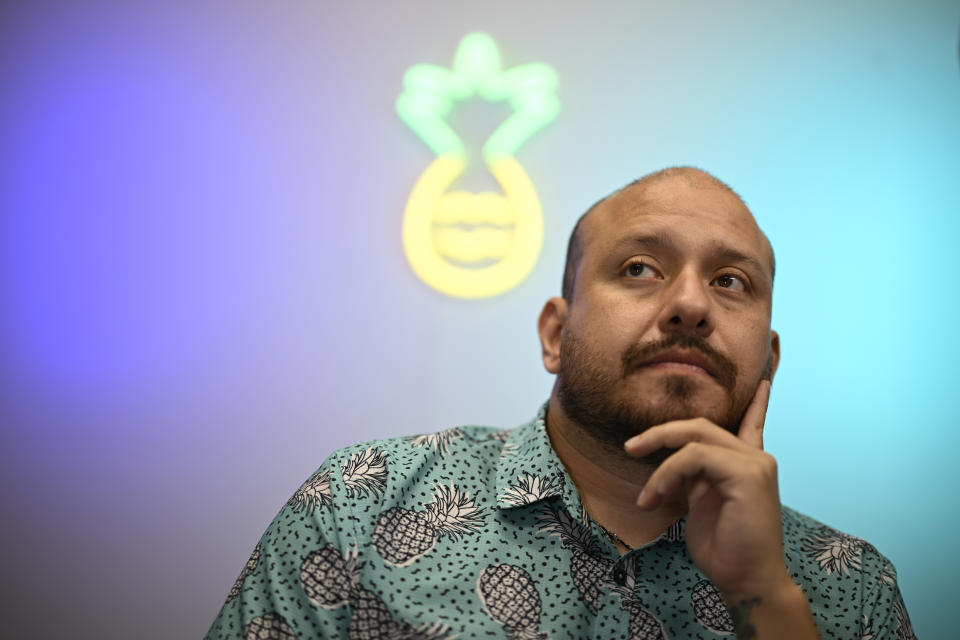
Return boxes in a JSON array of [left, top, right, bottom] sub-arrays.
[[571, 304, 622, 341], [738, 346, 773, 388], [566, 325, 630, 373], [721, 332, 773, 388], [589, 299, 658, 339], [570, 293, 664, 361]]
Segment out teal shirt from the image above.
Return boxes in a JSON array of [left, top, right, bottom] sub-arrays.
[[207, 406, 915, 639]]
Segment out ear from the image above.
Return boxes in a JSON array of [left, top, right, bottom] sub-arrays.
[[538, 297, 567, 374], [767, 330, 780, 382]]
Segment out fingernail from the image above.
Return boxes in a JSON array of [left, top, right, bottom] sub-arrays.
[[636, 487, 647, 505]]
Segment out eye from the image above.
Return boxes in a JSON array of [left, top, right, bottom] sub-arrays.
[[624, 261, 659, 279], [712, 274, 746, 291]]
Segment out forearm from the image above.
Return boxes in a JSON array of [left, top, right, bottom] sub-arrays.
[[727, 581, 820, 640]]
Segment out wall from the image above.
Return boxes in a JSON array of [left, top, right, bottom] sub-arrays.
[[1, 1, 957, 637]]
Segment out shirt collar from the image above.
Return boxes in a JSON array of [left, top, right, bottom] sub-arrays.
[[495, 402, 587, 521], [494, 402, 687, 544]]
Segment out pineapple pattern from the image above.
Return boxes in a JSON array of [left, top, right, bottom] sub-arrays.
[[536, 500, 611, 614], [500, 473, 561, 507], [627, 607, 668, 640], [802, 527, 876, 575], [243, 614, 296, 640], [893, 598, 916, 640], [287, 468, 332, 514], [408, 427, 464, 455], [207, 406, 916, 640], [371, 483, 484, 567], [691, 579, 734, 635], [535, 499, 668, 639], [880, 562, 897, 585], [300, 545, 358, 610], [341, 447, 389, 498], [300, 544, 455, 640], [288, 447, 388, 514], [477, 564, 547, 640], [226, 543, 261, 602]]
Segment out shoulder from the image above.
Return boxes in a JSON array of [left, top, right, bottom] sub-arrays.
[[781, 506, 915, 637], [781, 505, 899, 595], [781, 505, 889, 565], [322, 424, 511, 470], [287, 424, 511, 515]]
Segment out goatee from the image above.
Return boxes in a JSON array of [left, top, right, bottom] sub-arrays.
[[556, 332, 745, 466]]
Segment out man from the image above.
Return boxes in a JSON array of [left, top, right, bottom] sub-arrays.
[[207, 168, 915, 639]]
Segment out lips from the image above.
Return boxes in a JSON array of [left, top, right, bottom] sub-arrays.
[[639, 349, 718, 378]]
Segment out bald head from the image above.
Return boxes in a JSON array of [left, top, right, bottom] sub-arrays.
[[561, 167, 775, 301]]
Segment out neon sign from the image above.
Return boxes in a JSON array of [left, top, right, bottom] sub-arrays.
[[397, 33, 559, 299]]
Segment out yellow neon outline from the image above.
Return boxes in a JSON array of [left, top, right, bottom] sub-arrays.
[[402, 154, 543, 299]]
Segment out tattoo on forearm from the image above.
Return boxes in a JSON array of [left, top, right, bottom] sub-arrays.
[[731, 596, 762, 640]]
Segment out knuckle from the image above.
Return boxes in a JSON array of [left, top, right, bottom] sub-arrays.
[[684, 441, 701, 455], [755, 453, 778, 478]]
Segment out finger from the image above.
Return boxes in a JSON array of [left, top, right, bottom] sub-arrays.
[[624, 418, 752, 458], [686, 476, 713, 507], [636, 443, 750, 509], [737, 380, 771, 450]]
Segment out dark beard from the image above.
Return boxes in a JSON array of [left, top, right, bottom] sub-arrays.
[[556, 332, 746, 466]]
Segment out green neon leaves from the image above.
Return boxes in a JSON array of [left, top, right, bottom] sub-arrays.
[[396, 33, 560, 162], [397, 34, 558, 298]]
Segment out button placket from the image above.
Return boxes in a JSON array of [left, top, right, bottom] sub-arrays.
[[612, 564, 628, 586]]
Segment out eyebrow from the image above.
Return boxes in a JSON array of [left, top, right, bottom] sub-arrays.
[[613, 232, 771, 282]]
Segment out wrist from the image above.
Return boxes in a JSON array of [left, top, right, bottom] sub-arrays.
[[716, 571, 803, 607], [723, 580, 818, 640]]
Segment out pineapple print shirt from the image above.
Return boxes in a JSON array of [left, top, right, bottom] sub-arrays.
[[207, 405, 916, 640]]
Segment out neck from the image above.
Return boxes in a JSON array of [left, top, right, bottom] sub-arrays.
[[545, 395, 687, 551]]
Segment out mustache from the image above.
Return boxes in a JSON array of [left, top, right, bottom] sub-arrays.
[[621, 333, 738, 391]]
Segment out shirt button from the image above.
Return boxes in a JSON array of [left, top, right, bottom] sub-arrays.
[[613, 566, 627, 586]]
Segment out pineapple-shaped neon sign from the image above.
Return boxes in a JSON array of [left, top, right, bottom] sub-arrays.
[[397, 33, 559, 299]]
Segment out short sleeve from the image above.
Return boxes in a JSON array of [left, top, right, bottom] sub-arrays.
[[859, 547, 917, 640], [205, 451, 356, 640]]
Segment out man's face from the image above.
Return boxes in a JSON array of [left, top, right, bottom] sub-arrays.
[[553, 176, 779, 453]]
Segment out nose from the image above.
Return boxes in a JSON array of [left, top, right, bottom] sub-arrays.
[[656, 268, 715, 337]]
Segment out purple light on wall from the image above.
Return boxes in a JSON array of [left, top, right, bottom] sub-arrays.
[[0, 5, 346, 402]]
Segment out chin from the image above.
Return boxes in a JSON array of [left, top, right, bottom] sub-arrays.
[[658, 374, 725, 404], [624, 378, 732, 425]]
